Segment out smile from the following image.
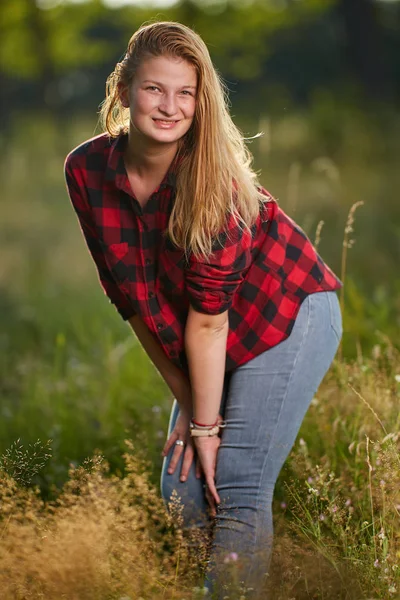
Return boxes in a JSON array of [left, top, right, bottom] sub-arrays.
[[152, 119, 180, 128]]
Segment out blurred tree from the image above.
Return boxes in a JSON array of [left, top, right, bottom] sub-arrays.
[[337, 0, 392, 100], [0, 0, 398, 121], [26, 0, 55, 107], [0, 0, 124, 112]]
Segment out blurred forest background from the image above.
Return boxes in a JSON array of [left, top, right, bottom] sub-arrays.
[[0, 0, 399, 491]]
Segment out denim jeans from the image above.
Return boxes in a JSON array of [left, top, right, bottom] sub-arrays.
[[161, 291, 342, 598]]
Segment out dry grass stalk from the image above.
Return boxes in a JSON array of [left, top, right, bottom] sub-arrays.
[[314, 219, 324, 251], [339, 200, 364, 360]]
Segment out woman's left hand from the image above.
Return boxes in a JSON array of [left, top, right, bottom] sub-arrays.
[[162, 409, 196, 482], [193, 435, 221, 517]]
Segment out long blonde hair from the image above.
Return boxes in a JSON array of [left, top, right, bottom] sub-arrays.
[[99, 21, 268, 260]]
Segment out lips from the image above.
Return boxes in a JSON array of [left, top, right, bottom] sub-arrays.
[[153, 119, 179, 124], [152, 118, 181, 130]]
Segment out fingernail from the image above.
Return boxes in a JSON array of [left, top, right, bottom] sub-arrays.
[[180, 476, 186, 482], [168, 469, 173, 474]]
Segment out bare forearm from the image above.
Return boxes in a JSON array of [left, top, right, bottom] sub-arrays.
[[128, 314, 192, 415], [184, 320, 229, 424]]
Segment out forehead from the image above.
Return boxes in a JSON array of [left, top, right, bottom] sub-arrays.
[[135, 55, 197, 86]]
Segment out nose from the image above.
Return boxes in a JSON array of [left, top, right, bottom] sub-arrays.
[[158, 92, 177, 116]]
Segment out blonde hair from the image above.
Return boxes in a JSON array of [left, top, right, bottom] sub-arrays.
[[99, 21, 268, 260]]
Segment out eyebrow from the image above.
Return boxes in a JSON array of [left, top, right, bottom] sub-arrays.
[[142, 80, 197, 89]]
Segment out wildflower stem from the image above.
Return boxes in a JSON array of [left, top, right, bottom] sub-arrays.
[[366, 436, 377, 563]]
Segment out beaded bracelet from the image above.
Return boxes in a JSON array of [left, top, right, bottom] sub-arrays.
[[191, 417, 219, 429], [190, 419, 226, 436], [190, 425, 220, 437]]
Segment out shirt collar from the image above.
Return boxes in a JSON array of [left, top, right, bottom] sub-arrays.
[[105, 131, 177, 195]]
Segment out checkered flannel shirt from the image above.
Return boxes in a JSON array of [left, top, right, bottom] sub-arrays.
[[64, 132, 342, 375]]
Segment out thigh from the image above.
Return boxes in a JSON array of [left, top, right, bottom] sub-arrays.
[[216, 291, 341, 498]]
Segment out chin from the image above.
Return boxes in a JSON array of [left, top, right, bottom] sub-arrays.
[[148, 130, 186, 145]]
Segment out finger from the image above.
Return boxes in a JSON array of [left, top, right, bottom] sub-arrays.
[[162, 431, 178, 457], [195, 457, 201, 479], [180, 444, 194, 482], [205, 486, 216, 517], [167, 443, 185, 475], [206, 475, 221, 506]]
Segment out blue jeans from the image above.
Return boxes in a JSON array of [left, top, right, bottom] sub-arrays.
[[161, 291, 342, 597]]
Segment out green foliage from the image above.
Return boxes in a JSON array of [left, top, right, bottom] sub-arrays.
[[1, 0, 143, 79], [1, 0, 396, 106]]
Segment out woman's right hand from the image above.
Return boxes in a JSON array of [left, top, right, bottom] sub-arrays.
[[161, 409, 200, 483]]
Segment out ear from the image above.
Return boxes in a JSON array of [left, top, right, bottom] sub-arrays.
[[117, 82, 130, 108]]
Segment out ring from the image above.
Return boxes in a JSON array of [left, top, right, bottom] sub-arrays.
[[175, 440, 185, 447]]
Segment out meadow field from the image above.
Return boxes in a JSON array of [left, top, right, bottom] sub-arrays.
[[0, 108, 399, 599]]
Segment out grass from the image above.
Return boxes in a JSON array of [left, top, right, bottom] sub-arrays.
[[0, 354, 399, 599], [0, 107, 399, 598]]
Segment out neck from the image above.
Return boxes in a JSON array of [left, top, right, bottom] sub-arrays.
[[124, 129, 178, 177]]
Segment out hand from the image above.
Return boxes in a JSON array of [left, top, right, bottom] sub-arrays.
[[194, 435, 221, 517], [161, 410, 200, 482]]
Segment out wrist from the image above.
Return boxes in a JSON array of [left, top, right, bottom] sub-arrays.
[[178, 403, 192, 420], [174, 391, 193, 418], [190, 418, 226, 437], [191, 417, 219, 428]]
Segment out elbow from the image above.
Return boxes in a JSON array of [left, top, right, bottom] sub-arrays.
[[185, 305, 229, 337], [199, 320, 229, 336], [210, 317, 229, 334]]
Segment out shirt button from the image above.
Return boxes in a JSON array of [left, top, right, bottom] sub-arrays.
[[170, 350, 177, 358], [145, 258, 152, 265], [148, 291, 154, 298], [157, 323, 164, 330]]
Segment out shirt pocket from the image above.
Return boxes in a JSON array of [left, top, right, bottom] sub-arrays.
[[100, 241, 132, 283]]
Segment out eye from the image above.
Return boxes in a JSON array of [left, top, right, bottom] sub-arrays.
[[180, 90, 193, 96], [146, 85, 161, 92]]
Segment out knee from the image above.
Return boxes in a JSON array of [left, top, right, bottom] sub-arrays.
[[160, 462, 210, 528]]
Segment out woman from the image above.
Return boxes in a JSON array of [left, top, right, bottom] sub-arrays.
[[64, 21, 342, 598]]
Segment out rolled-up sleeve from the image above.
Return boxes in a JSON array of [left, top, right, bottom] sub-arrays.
[[64, 156, 136, 321], [185, 215, 253, 315]]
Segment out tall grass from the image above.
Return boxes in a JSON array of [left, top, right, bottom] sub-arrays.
[[0, 350, 399, 599]]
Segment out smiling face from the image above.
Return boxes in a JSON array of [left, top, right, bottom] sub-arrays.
[[119, 54, 197, 148]]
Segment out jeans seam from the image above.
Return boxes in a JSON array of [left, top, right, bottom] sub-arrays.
[[251, 294, 312, 554], [327, 291, 342, 344]]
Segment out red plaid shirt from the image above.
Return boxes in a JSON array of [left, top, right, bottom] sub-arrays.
[[64, 132, 342, 375]]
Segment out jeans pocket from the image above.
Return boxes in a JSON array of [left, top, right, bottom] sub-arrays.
[[327, 291, 343, 343]]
